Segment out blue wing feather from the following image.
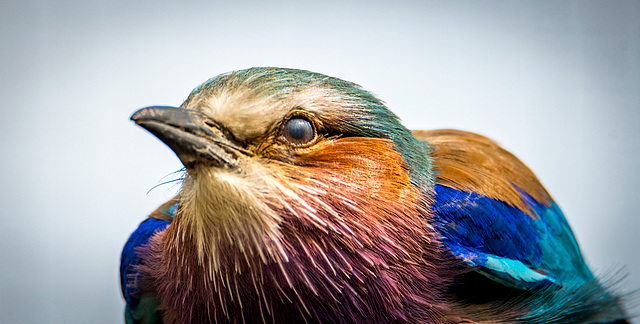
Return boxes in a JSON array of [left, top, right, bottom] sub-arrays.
[[120, 202, 176, 324], [432, 184, 593, 290]]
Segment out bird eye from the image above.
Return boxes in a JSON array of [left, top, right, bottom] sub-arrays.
[[282, 117, 315, 146]]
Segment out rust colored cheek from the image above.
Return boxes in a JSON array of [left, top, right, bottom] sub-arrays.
[[288, 137, 422, 213]]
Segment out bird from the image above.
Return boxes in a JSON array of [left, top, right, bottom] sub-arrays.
[[121, 67, 629, 324]]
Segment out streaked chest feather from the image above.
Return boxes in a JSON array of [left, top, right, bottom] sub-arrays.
[[140, 138, 447, 323]]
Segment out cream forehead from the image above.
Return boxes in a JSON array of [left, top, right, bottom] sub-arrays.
[[181, 86, 346, 141]]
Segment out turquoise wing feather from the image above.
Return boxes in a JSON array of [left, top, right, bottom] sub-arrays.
[[432, 184, 591, 290]]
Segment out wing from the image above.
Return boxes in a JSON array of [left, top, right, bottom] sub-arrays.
[[120, 198, 177, 324], [415, 129, 593, 290], [417, 129, 629, 323]]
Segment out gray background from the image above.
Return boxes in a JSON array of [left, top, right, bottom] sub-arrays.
[[1, 1, 638, 323]]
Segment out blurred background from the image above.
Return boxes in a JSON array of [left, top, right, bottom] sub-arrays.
[[1, 0, 638, 323]]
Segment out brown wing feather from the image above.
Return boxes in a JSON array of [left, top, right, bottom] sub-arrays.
[[413, 129, 552, 215]]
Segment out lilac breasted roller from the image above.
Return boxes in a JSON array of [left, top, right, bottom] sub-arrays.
[[121, 67, 630, 323]]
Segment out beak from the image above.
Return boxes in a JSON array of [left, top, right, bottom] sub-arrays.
[[131, 106, 251, 169]]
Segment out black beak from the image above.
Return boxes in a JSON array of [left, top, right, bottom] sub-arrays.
[[131, 106, 251, 169]]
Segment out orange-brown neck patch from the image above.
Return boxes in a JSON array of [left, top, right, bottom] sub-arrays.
[[141, 136, 450, 323]]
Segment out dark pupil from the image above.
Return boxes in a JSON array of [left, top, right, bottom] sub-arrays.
[[284, 118, 314, 144]]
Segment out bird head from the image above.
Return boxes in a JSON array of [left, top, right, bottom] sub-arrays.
[[131, 67, 435, 276]]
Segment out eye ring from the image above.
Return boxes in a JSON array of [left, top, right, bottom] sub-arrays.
[[281, 116, 317, 147]]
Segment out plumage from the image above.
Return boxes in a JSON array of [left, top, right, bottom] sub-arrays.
[[121, 67, 629, 323]]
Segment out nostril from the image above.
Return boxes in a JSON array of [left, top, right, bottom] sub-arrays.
[[203, 119, 247, 151]]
